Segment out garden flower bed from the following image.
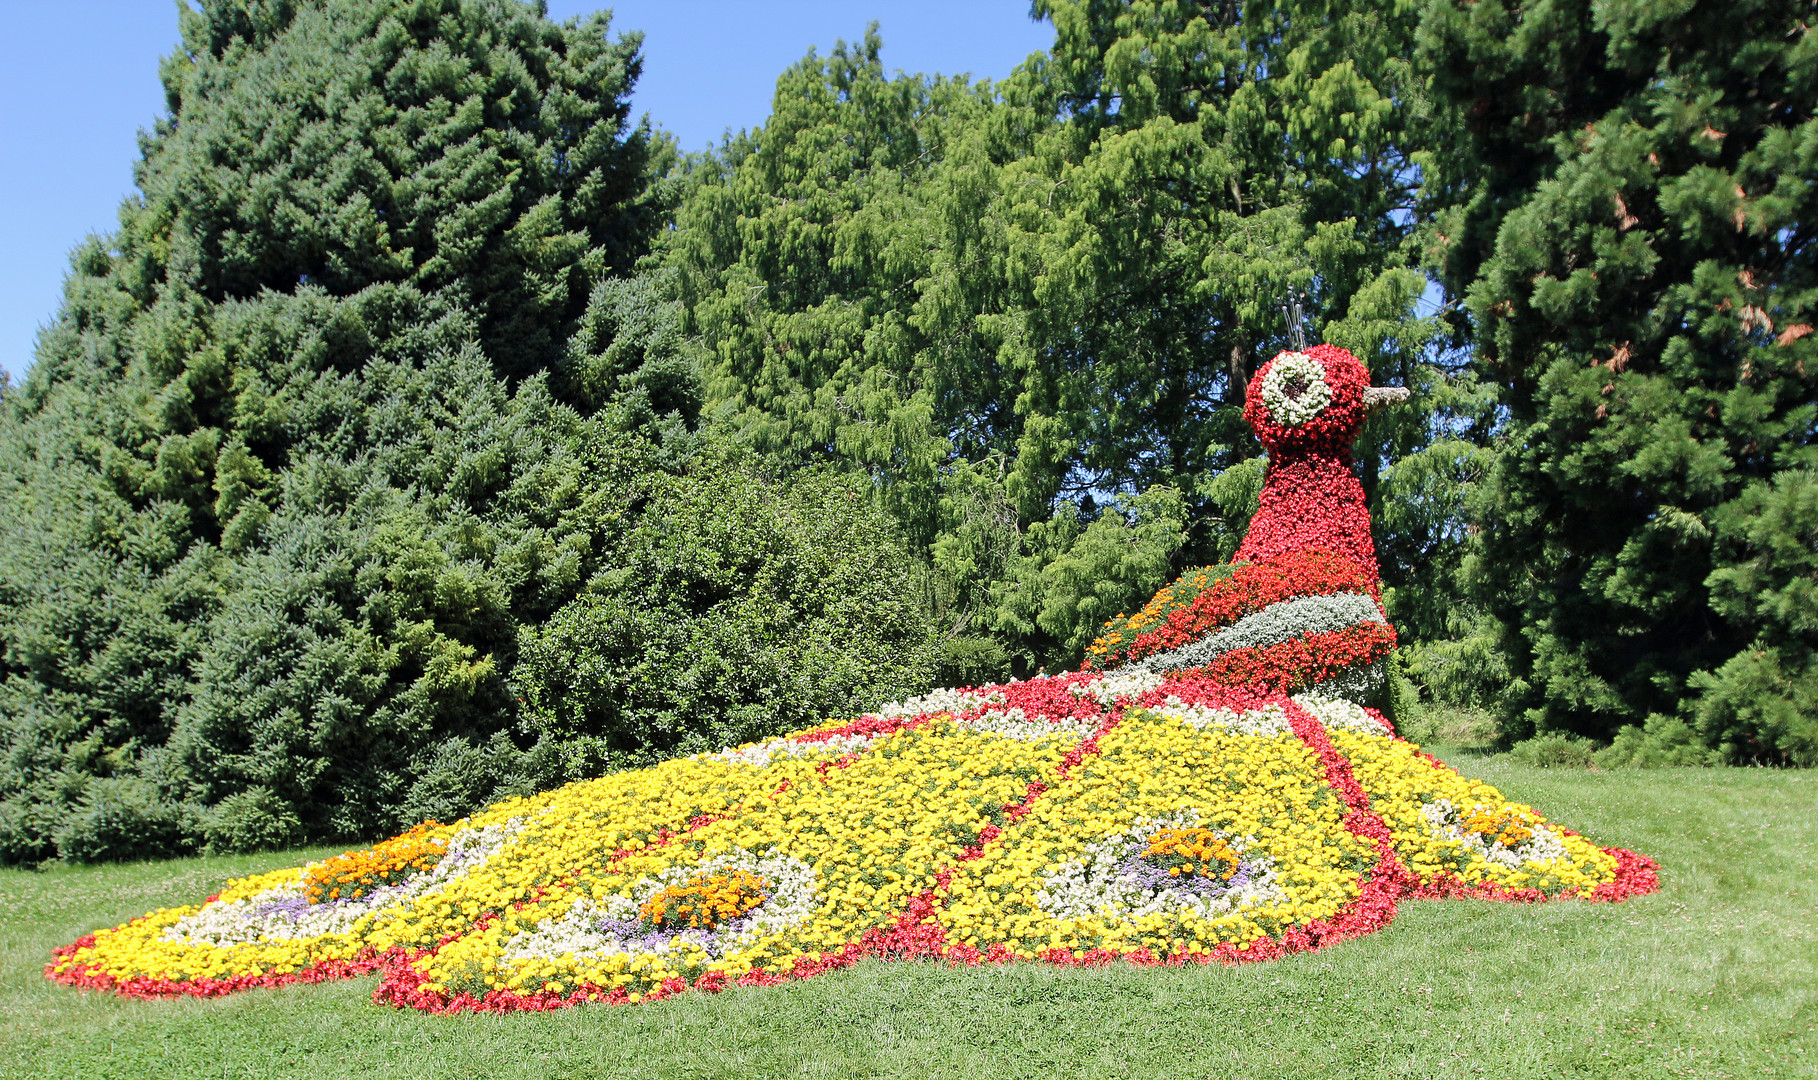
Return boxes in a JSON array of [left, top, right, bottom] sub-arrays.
[[48, 672, 1656, 1013], [46, 345, 1658, 1014]]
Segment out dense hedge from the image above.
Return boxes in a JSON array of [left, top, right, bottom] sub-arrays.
[[516, 460, 937, 775]]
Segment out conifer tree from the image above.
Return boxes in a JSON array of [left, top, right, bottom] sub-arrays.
[[1420, 0, 1817, 760], [0, 1, 934, 862]]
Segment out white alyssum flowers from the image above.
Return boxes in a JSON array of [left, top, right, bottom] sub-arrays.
[[865, 685, 1009, 720], [1260, 352, 1332, 426], [1070, 669, 1166, 703], [1036, 813, 1282, 923], [1151, 697, 1295, 736], [712, 732, 879, 768], [162, 817, 527, 947], [1293, 694, 1393, 735], [500, 848, 817, 964], [1420, 799, 1569, 870], [957, 706, 1099, 742]]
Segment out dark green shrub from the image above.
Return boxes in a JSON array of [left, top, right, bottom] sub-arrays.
[[1688, 649, 1818, 767], [516, 463, 938, 772], [1508, 734, 1599, 770], [200, 787, 303, 854], [52, 778, 187, 864], [1383, 649, 1420, 736], [0, 0, 677, 863], [1594, 715, 1721, 770], [399, 732, 564, 827]]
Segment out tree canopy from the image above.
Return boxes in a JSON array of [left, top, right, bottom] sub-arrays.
[[1421, 0, 1817, 760]]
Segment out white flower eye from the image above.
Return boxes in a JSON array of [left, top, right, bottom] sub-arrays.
[[1260, 353, 1332, 426]]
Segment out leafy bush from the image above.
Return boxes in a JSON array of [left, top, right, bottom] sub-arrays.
[[52, 778, 188, 864], [515, 461, 938, 773], [936, 636, 1013, 690], [1594, 715, 1721, 770], [1508, 734, 1599, 771], [989, 487, 1188, 673], [1690, 470, 1818, 765], [200, 787, 303, 855], [398, 733, 564, 829]]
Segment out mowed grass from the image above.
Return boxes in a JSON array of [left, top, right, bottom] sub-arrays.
[[2, 754, 1813, 1080]]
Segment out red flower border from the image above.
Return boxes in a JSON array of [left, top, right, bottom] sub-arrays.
[[1091, 548, 1380, 670]]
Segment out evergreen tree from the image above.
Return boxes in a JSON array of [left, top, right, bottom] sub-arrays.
[[0, 1, 932, 863], [1420, 0, 1817, 759]]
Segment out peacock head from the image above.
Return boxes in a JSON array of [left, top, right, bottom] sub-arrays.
[[1242, 343, 1408, 457]]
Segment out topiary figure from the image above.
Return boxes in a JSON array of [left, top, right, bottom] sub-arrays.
[[48, 348, 1656, 1013]]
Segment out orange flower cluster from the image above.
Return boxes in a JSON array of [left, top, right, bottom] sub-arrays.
[[638, 870, 769, 931], [1462, 809, 1535, 848], [1144, 827, 1242, 881], [302, 823, 447, 904], [1085, 568, 1227, 664]]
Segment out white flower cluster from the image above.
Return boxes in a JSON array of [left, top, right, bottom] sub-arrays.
[[711, 732, 879, 769], [1260, 352, 1333, 426], [956, 706, 1099, 742], [1305, 656, 1387, 706], [1070, 669, 1165, 703], [500, 848, 817, 964], [865, 685, 1008, 720], [1152, 697, 1294, 736], [1293, 694, 1393, 735], [1035, 813, 1282, 923], [1130, 592, 1384, 674], [1420, 799, 1570, 870], [162, 818, 527, 947]]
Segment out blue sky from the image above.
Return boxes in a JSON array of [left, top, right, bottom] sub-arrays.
[[0, 2, 1053, 380]]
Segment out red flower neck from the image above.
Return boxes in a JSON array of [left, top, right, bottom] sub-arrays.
[[1233, 452, 1378, 583]]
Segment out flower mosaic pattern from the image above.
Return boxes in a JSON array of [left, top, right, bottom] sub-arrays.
[[497, 849, 819, 971], [1259, 351, 1334, 426], [47, 680, 1657, 1012], [1033, 814, 1286, 926], [47, 344, 1657, 1012]]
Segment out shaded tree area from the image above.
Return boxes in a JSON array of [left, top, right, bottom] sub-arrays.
[[1420, 0, 1817, 762]]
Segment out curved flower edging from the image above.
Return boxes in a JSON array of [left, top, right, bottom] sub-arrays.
[[46, 678, 1660, 1014]]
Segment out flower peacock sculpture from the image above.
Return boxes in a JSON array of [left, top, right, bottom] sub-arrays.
[[49, 345, 1658, 1013]]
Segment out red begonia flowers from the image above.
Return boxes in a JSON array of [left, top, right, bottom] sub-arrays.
[[1243, 344, 1372, 458]]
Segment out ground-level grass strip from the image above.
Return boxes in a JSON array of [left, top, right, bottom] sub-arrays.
[[3, 754, 1813, 1080]]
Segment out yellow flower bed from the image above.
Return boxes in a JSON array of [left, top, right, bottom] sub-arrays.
[[942, 707, 1374, 957], [409, 714, 1082, 999], [47, 675, 1654, 1013], [1331, 729, 1618, 896]]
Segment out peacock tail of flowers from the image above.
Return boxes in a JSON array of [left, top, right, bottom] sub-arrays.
[[46, 679, 1656, 1014]]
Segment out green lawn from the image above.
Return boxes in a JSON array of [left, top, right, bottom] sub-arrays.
[[3, 753, 1813, 1080]]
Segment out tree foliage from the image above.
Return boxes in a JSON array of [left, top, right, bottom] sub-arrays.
[[1420, 0, 1818, 760], [666, 4, 1452, 672], [515, 458, 937, 775], [0, 0, 933, 863], [12, 0, 1814, 867]]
